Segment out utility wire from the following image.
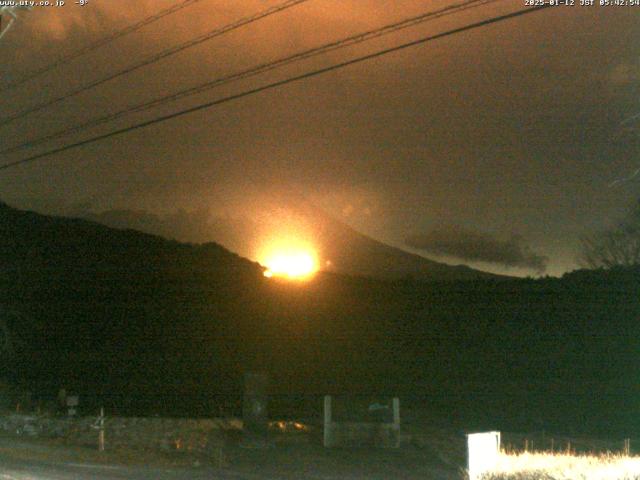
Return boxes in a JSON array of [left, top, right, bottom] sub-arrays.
[[0, 0, 499, 156], [0, 0, 207, 92], [0, 0, 309, 127], [0, 5, 552, 173]]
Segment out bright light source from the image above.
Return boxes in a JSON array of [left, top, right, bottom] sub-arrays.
[[263, 250, 317, 280]]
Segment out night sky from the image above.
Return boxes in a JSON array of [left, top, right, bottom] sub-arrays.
[[1, 0, 639, 277]]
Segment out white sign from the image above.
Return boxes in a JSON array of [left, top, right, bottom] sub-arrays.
[[467, 431, 501, 480]]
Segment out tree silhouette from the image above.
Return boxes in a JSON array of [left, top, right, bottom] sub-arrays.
[[581, 198, 640, 268]]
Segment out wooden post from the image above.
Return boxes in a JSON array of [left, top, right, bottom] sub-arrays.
[[323, 395, 332, 447], [98, 407, 105, 452]]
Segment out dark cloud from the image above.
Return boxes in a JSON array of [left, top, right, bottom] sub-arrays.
[[405, 225, 548, 272]]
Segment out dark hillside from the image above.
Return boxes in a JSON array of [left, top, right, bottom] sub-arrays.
[[1, 202, 638, 435]]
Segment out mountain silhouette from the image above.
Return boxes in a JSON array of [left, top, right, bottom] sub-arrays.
[[81, 197, 507, 281]]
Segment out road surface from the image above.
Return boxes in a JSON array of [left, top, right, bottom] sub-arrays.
[[0, 454, 266, 480], [0, 438, 263, 480], [0, 436, 460, 479]]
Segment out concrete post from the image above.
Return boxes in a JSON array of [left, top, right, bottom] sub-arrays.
[[392, 397, 400, 448], [242, 373, 269, 448]]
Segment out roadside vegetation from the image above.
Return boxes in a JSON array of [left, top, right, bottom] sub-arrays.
[[481, 451, 640, 480]]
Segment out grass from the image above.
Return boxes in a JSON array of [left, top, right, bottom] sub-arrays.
[[481, 451, 640, 480]]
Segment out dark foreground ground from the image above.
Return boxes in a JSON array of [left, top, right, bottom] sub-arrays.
[[0, 428, 465, 480]]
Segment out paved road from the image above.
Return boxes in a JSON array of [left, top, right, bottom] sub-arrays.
[[0, 454, 264, 480], [0, 437, 458, 479], [0, 438, 264, 480]]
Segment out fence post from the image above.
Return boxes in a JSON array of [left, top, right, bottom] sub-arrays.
[[93, 407, 105, 452], [323, 395, 332, 447], [392, 397, 400, 448]]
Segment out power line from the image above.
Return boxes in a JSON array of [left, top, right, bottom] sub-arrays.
[[0, 0, 499, 156], [0, 5, 552, 173], [0, 6, 31, 42], [0, 0, 309, 127], [0, 0, 207, 92]]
